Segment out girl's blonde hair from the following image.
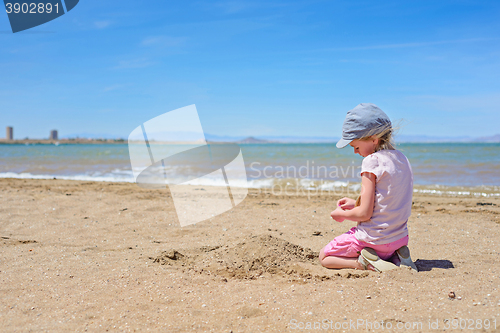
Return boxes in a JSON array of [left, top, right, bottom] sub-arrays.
[[359, 124, 398, 152]]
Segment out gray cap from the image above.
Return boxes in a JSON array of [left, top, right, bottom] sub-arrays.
[[336, 103, 392, 149]]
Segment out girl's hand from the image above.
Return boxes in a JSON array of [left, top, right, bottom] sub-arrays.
[[337, 197, 356, 210], [330, 207, 345, 222]]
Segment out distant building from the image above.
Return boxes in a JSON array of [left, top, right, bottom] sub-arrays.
[[6, 126, 13, 140], [50, 130, 58, 140]]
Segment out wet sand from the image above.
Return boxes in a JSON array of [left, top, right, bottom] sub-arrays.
[[1, 178, 499, 332]]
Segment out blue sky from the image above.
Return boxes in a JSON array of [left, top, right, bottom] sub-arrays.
[[1, 0, 499, 139]]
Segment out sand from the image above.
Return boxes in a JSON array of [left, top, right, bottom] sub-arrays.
[[1, 178, 499, 332]]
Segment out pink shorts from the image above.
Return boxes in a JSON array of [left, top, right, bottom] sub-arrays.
[[323, 227, 408, 260]]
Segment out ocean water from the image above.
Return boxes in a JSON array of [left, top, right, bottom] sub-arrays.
[[1, 142, 499, 197]]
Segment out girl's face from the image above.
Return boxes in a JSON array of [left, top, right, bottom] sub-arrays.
[[349, 137, 378, 157]]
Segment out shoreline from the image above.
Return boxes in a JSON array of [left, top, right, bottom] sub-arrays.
[[1, 174, 499, 198]]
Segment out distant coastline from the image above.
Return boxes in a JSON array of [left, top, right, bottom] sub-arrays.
[[0, 138, 126, 145], [209, 134, 500, 143], [1, 133, 499, 145]]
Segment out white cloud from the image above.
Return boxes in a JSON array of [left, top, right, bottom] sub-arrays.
[[94, 21, 112, 29], [141, 36, 186, 47], [102, 84, 128, 92]]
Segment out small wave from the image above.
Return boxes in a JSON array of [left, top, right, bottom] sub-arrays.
[[413, 185, 500, 198], [2, 171, 499, 197], [0, 172, 135, 183]]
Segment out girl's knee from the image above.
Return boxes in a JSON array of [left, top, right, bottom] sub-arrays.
[[318, 248, 326, 265]]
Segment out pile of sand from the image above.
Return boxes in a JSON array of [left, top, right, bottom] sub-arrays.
[[152, 234, 370, 280]]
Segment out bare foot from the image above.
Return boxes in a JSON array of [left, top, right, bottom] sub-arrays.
[[356, 261, 376, 271], [366, 264, 376, 271]]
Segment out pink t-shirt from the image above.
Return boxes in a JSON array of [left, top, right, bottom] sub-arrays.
[[354, 149, 413, 245]]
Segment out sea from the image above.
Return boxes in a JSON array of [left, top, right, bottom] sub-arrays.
[[1, 142, 499, 198]]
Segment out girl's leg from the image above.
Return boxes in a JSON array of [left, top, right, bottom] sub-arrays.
[[319, 248, 373, 270]]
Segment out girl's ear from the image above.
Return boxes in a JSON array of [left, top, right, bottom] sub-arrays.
[[371, 136, 379, 145]]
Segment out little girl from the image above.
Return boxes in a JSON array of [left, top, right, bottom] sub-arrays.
[[319, 103, 418, 272]]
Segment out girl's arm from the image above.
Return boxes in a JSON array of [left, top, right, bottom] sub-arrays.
[[330, 172, 376, 222]]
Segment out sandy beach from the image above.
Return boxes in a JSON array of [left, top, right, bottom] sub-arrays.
[[1, 178, 499, 332]]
